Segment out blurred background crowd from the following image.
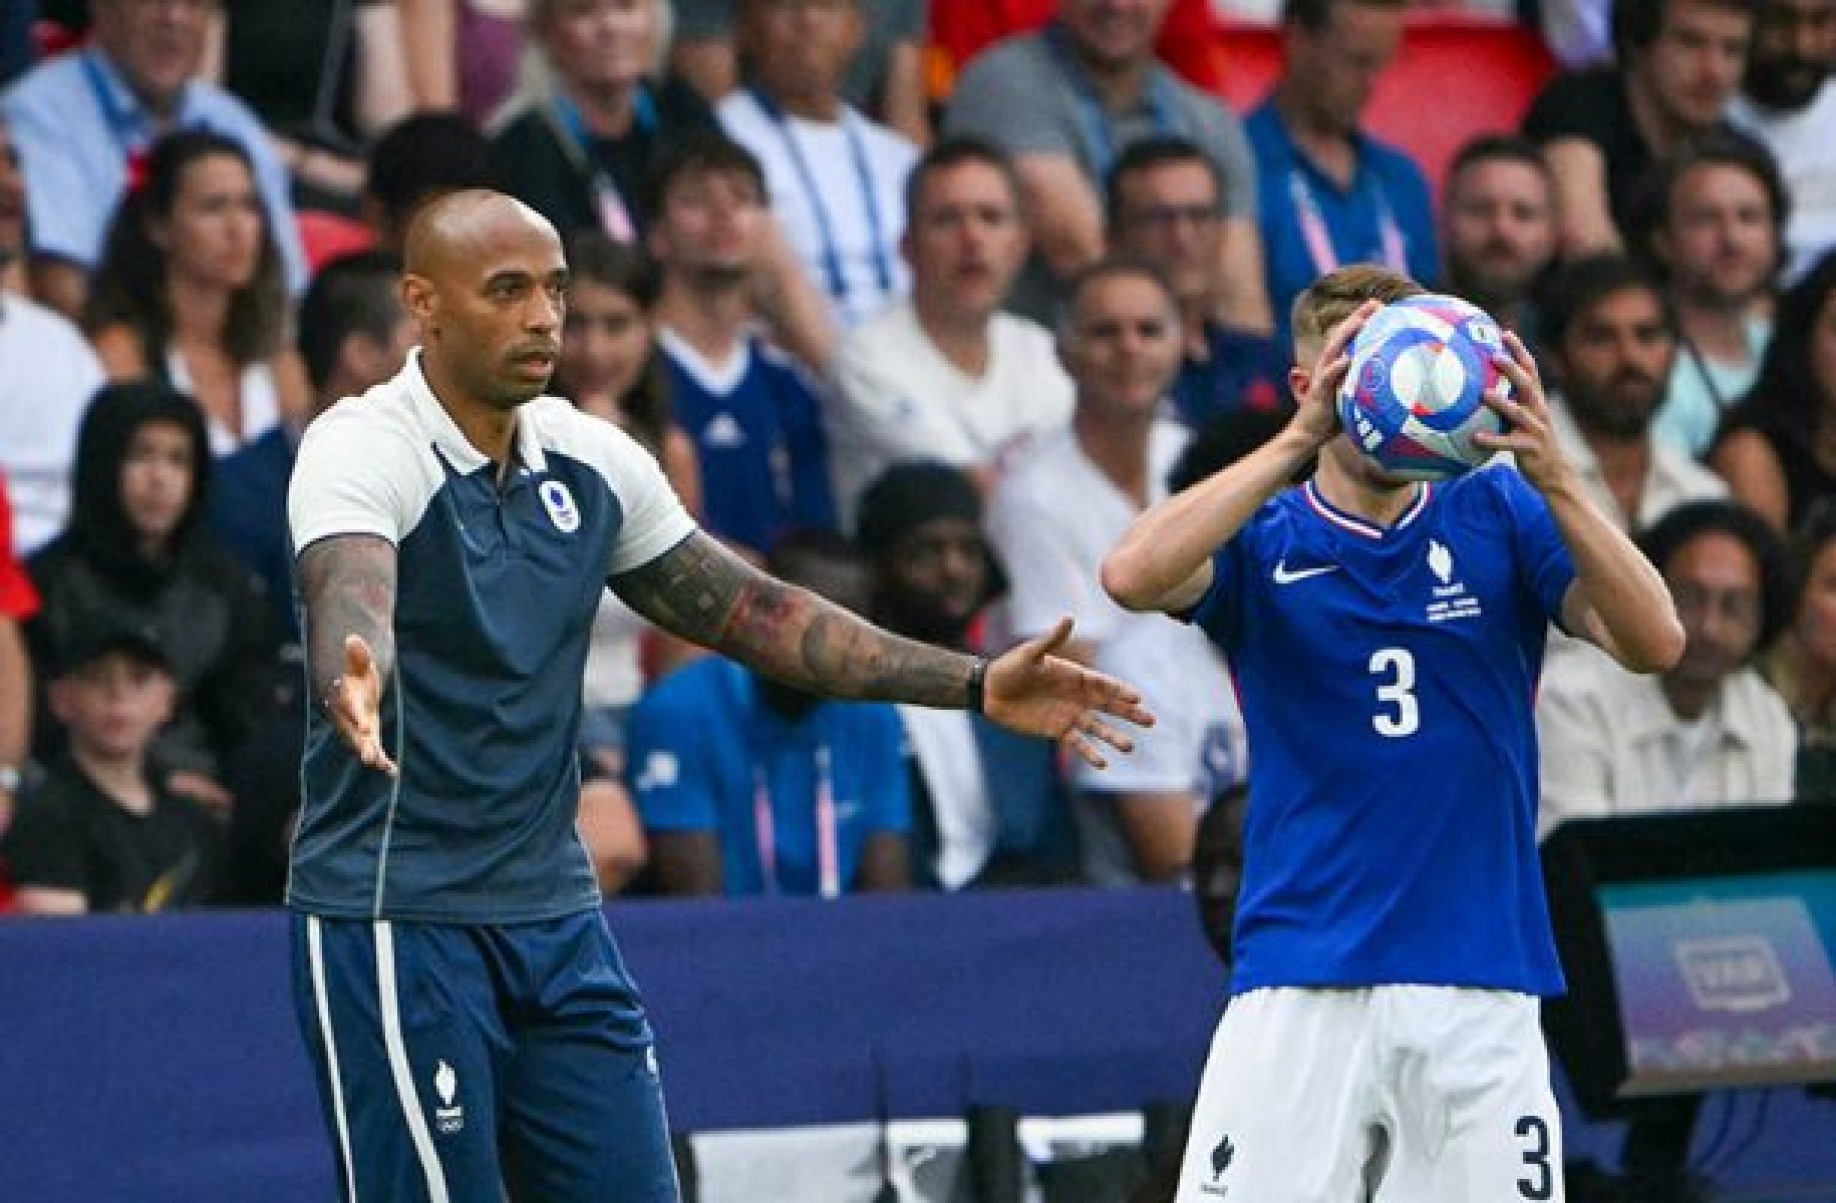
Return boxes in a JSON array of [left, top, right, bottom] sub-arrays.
[[5, 1, 1836, 1197], [0, 0, 1827, 939]]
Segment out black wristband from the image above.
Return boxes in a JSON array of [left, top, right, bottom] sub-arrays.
[[967, 656, 989, 714]]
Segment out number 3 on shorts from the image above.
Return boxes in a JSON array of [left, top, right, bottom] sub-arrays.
[[1515, 1114, 1553, 1200]]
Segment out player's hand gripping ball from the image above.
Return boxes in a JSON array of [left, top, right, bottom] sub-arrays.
[[1336, 293, 1510, 481]]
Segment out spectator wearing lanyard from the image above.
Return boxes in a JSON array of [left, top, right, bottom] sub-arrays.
[[491, 0, 716, 246], [628, 530, 912, 897], [670, 0, 931, 146], [944, 1, 1270, 333], [827, 137, 1073, 526], [1245, 0, 1438, 352], [717, 0, 918, 332], [0, 0, 307, 322]]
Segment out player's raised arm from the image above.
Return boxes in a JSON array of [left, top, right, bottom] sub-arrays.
[[1479, 331, 1685, 674], [1102, 301, 1376, 615], [611, 532, 1153, 768], [297, 534, 399, 774]]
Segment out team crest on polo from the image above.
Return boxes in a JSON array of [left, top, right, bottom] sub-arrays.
[[539, 480, 580, 533]]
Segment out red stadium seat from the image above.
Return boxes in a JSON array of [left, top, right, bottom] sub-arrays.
[[1214, 15, 1558, 198], [924, 4, 1556, 201], [296, 209, 376, 275]]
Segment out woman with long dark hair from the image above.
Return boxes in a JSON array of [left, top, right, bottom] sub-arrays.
[[1711, 250, 1836, 532], [84, 130, 309, 456]]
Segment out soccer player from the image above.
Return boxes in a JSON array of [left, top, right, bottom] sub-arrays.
[[286, 188, 1151, 1202], [1102, 264, 1684, 1202]]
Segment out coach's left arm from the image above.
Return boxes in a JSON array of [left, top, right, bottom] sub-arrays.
[[611, 532, 1151, 769], [1479, 333, 1685, 675]]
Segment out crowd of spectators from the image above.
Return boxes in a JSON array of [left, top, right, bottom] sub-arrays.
[[0, 0, 1830, 1188]]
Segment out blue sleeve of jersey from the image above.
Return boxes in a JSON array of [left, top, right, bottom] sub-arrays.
[[1494, 466, 1576, 623], [1183, 512, 1260, 645], [783, 376, 839, 533], [860, 706, 913, 834], [626, 677, 721, 833]]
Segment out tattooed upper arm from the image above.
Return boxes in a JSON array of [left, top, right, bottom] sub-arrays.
[[609, 531, 760, 650], [296, 533, 398, 697]]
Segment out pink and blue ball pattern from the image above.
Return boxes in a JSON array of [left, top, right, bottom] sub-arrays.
[[1336, 293, 1511, 481]]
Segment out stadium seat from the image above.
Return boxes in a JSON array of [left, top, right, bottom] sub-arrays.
[[295, 209, 376, 275], [925, 7, 1554, 201]]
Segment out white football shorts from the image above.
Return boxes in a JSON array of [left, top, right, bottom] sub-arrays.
[[1175, 984, 1564, 1202]]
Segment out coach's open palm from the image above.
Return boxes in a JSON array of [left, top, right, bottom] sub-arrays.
[[984, 618, 1154, 769], [326, 634, 397, 776]]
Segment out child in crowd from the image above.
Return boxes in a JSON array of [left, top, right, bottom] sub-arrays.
[[3, 627, 224, 915]]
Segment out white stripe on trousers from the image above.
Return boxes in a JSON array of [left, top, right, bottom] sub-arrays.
[[308, 916, 361, 1202], [375, 920, 452, 1202]]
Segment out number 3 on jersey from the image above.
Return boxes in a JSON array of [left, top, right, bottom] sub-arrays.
[[1368, 648, 1419, 737]]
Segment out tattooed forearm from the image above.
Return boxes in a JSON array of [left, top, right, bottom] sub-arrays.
[[609, 532, 748, 647], [297, 534, 398, 700], [612, 532, 978, 708]]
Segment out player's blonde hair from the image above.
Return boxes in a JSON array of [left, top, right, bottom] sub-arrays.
[[1290, 265, 1424, 362]]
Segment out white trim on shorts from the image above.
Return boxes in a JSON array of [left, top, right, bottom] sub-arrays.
[[307, 915, 360, 1203], [375, 920, 452, 1203]]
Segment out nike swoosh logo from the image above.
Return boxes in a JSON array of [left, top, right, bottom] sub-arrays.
[[1273, 559, 1341, 585]]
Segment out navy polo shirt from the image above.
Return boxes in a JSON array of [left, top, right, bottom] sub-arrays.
[[286, 352, 696, 922]]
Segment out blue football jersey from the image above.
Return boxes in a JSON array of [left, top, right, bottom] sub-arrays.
[[1189, 465, 1575, 996]]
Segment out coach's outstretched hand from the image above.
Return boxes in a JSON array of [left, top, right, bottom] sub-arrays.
[[984, 618, 1154, 769], [325, 634, 397, 776]]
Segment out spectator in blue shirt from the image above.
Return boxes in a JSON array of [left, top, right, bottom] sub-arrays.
[[629, 529, 911, 896], [648, 131, 837, 556], [1245, 0, 1438, 348]]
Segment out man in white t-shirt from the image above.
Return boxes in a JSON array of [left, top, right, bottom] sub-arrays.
[[987, 258, 1189, 663], [1728, 0, 1836, 280], [0, 116, 104, 554], [718, 0, 917, 330], [1072, 414, 1279, 886], [828, 138, 1073, 524]]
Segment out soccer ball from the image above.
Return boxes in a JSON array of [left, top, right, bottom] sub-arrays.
[[1336, 293, 1510, 481]]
